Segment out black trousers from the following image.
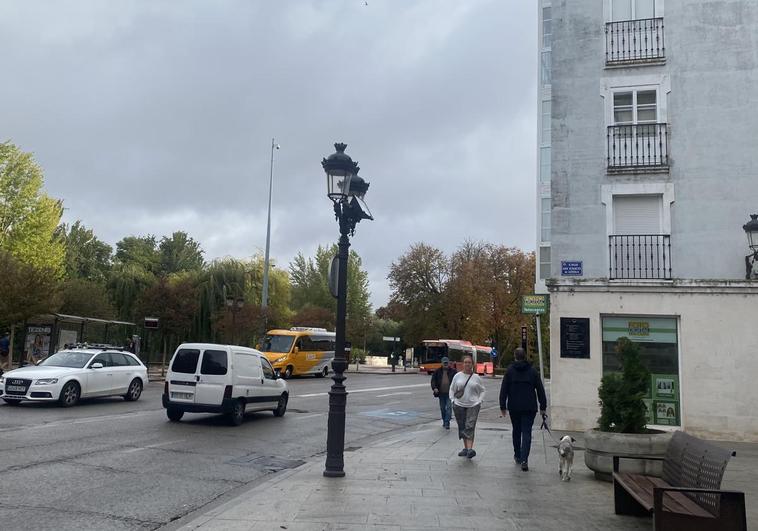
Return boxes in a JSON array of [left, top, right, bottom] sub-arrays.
[[509, 410, 537, 463]]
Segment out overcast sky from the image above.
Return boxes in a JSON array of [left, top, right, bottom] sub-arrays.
[[0, 0, 537, 308]]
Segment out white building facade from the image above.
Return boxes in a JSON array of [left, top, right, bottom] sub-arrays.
[[540, 0, 758, 441]]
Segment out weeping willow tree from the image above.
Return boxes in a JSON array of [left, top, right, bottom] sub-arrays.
[[108, 263, 157, 321], [195, 256, 291, 345]]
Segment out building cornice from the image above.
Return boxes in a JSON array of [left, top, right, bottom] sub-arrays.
[[546, 278, 758, 295]]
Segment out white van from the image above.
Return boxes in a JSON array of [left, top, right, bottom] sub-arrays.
[[162, 343, 288, 426]]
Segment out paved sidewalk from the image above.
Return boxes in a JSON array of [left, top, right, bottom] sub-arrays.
[[172, 415, 756, 531]]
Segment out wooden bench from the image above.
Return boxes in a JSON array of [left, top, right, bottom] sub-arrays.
[[613, 431, 746, 530]]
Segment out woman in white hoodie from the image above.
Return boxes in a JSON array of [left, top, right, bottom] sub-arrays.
[[450, 355, 486, 458]]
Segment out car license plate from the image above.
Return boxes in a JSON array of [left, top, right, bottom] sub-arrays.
[[6, 385, 26, 392], [172, 392, 193, 400]]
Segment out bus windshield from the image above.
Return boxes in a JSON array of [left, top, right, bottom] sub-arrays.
[[262, 335, 294, 353]]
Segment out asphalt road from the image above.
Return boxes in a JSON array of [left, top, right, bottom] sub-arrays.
[[0, 373, 507, 530]]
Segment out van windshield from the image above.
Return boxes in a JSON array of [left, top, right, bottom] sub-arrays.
[[262, 335, 294, 353], [171, 349, 200, 374]]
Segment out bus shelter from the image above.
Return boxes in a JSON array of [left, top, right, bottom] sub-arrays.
[[17, 313, 137, 366]]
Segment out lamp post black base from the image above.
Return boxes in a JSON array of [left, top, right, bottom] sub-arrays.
[[323, 469, 346, 478]]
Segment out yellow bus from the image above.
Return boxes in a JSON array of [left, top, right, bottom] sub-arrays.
[[260, 327, 336, 379]]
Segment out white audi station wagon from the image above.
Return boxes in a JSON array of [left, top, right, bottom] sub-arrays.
[[163, 343, 289, 426], [0, 348, 148, 407]]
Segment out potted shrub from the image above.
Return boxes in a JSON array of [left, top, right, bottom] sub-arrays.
[[584, 337, 673, 481]]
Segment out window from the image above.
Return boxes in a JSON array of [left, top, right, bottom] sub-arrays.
[[611, 0, 655, 21], [541, 198, 552, 242], [311, 338, 336, 352], [539, 246, 551, 279], [201, 350, 228, 375], [171, 348, 200, 374], [261, 358, 276, 380], [123, 354, 141, 366], [542, 7, 552, 48], [262, 335, 294, 353], [108, 353, 129, 367], [90, 354, 110, 367], [613, 90, 657, 124], [539, 147, 551, 183], [298, 337, 316, 351], [602, 316, 679, 426], [613, 195, 662, 234], [541, 50, 551, 86], [541, 101, 551, 143]]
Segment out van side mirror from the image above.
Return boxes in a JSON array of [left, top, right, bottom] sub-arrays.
[[91, 362, 104, 369]]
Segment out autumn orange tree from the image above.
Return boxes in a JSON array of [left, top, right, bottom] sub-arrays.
[[387, 241, 548, 369]]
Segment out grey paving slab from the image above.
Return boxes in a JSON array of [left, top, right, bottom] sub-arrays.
[[177, 419, 757, 531]]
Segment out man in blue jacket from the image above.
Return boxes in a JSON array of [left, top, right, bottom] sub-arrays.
[[499, 347, 547, 471]]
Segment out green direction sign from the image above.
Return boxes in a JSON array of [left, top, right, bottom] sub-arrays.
[[521, 295, 549, 315]]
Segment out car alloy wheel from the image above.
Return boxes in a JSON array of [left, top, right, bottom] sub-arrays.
[[125, 379, 142, 401], [59, 382, 80, 407]]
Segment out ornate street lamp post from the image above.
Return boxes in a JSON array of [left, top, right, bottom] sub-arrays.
[[744, 214, 758, 280], [322, 143, 373, 478]]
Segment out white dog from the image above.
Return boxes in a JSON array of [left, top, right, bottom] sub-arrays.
[[558, 435, 576, 481]]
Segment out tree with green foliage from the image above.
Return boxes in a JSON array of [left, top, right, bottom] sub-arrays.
[[289, 244, 372, 345], [159, 231, 204, 275], [114, 235, 160, 274], [108, 263, 157, 321], [0, 141, 65, 277], [59, 220, 112, 282], [59, 278, 115, 319], [197, 256, 291, 345], [598, 337, 650, 433]]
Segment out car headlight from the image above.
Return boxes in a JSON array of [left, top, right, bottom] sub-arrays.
[[274, 356, 287, 364], [34, 378, 59, 385]]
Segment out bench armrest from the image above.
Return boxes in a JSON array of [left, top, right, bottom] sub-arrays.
[[653, 486, 744, 496], [612, 454, 665, 473], [653, 486, 746, 522]]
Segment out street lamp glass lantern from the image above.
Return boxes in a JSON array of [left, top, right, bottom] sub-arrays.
[[322, 143, 360, 203], [744, 214, 758, 251]]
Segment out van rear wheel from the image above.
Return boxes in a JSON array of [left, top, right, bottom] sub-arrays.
[[273, 394, 288, 417], [167, 407, 184, 422], [315, 366, 328, 378], [227, 399, 245, 426]]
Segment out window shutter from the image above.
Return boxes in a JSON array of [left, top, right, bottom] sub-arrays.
[[613, 195, 662, 234]]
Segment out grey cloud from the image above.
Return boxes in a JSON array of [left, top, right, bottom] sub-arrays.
[[0, 0, 536, 308]]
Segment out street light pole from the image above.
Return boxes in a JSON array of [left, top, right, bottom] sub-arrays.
[[321, 143, 373, 478], [262, 138, 279, 310]]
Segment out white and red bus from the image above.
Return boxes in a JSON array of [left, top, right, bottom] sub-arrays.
[[417, 339, 477, 374]]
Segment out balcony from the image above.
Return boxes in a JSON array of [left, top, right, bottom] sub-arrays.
[[607, 123, 669, 172], [609, 234, 672, 280], [606, 18, 665, 66]]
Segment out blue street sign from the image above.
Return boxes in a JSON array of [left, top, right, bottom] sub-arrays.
[[561, 260, 583, 276], [490, 348, 498, 359]]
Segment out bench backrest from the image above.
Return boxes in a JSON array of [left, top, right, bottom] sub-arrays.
[[662, 431, 734, 516]]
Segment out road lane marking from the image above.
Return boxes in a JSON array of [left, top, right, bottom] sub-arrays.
[[0, 409, 162, 432], [291, 413, 324, 421], [122, 439, 184, 453], [375, 392, 413, 398], [293, 383, 428, 399]]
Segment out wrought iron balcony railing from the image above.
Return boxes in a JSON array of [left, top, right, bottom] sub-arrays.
[[609, 234, 672, 280], [606, 18, 665, 65], [607, 123, 669, 171]]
